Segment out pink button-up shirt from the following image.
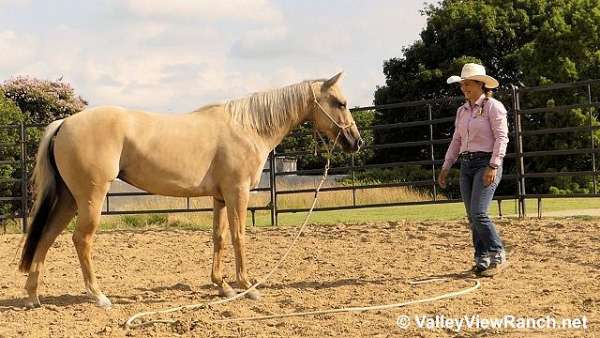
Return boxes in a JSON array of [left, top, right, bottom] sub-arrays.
[[442, 94, 509, 170]]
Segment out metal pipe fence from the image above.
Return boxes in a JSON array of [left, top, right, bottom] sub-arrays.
[[1, 79, 599, 231]]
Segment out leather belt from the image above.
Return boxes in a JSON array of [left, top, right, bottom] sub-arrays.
[[459, 151, 492, 160]]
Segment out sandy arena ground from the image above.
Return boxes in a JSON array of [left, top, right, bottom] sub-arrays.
[[1, 218, 599, 337]]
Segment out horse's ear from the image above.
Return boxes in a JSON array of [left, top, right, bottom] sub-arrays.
[[322, 72, 343, 90]]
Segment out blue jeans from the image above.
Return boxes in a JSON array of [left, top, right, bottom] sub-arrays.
[[459, 156, 504, 264]]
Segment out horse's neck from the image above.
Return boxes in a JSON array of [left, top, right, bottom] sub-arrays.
[[231, 88, 315, 153], [259, 117, 305, 152]]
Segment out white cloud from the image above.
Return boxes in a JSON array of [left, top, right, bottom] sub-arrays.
[[230, 26, 292, 59], [0, 0, 30, 7], [0, 1, 432, 112], [0, 30, 38, 70], [230, 22, 354, 62], [124, 0, 282, 23], [124, 21, 169, 42]]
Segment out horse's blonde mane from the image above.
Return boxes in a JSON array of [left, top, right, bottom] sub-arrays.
[[222, 80, 317, 135]]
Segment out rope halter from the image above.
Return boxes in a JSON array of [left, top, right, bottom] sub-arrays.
[[310, 83, 356, 131]]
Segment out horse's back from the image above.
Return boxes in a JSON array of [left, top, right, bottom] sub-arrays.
[[53, 104, 265, 197]]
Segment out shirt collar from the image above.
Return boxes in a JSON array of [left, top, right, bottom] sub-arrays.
[[462, 94, 486, 110], [474, 94, 486, 106]]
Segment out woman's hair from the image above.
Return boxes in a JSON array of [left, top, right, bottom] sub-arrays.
[[480, 82, 494, 98]]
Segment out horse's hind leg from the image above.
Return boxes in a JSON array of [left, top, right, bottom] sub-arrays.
[[72, 183, 111, 308], [211, 198, 236, 298], [24, 183, 76, 308]]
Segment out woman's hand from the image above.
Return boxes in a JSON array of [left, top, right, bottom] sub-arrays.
[[438, 168, 449, 189], [483, 166, 497, 187]]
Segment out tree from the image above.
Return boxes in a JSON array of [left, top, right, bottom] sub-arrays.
[[374, 0, 600, 195], [2, 76, 87, 124], [0, 90, 25, 218], [276, 109, 375, 173], [0, 77, 87, 220], [1, 76, 88, 157], [376, 0, 600, 103]]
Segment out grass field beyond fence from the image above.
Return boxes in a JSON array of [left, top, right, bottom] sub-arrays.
[[3, 197, 600, 234]]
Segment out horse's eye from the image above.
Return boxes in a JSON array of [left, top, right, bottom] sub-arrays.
[[338, 102, 346, 109]]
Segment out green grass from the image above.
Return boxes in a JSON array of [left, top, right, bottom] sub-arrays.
[[3, 197, 600, 234], [531, 197, 600, 212], [106, 197, 600, 229], [276, 200, 502, 226], [240, 197, 600, 227]]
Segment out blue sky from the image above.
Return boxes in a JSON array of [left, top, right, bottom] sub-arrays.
[[0, 0, 435, 112]]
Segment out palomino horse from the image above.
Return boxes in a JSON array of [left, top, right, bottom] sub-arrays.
[[19, 72, 362, 308]]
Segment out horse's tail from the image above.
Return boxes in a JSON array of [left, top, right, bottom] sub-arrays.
[[19, 119, 65, 273]]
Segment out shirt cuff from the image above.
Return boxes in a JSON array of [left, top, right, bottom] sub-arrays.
[[490, 157, 502, 168]]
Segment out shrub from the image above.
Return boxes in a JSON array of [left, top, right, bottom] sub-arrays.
[[1, 76, 87, 124], [121, 215, 145, 228], [1, 77, 87, 222], [0, 90, 24, 217], [147, 213, 168, 225], [120, 214, 168, 228]]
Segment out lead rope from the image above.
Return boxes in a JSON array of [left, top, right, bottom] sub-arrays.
[[124, 129, 480, 329], [214, 278, 480, 323], [125, 132, 343, 329]]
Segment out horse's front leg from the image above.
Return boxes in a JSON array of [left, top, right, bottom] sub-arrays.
[[225, 187, 260, 300], [211, 198, 236, 298]]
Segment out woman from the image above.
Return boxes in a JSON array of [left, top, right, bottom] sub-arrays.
[[438, 63, 509, 276]]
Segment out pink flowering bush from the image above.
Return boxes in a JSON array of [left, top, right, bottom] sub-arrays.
[[1, 76, 87, 124], [0, 77, 87, 222]]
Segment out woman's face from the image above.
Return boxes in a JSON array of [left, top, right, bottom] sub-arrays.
[[460, 80, 484, 102]]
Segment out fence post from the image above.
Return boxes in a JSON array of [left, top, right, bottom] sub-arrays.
[[428, 104, 437, 201], [587, 84, 597, 194], [511, 85, 527, 218], [497, 200, 503, 217], [269, 150, 278, 226], [511, 85, 526, 217], [20, 122, 28, 233], [351, 155, 356, 206]]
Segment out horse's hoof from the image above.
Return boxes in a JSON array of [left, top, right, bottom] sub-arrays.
[[96, 295, 112, 309], [245, 289, 261, 300], [24, 292, 41, 309], [219, 287, 237, 298]]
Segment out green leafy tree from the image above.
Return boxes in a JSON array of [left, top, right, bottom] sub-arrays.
[[0, 90, 25, 218], [277, 109, 376, 173], [374, 0, 600, 195], [377, 0, 600, 103]]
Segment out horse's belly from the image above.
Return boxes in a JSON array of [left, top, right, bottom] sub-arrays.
[[119, 154, 218, 197], [120, 169, 217, 197]]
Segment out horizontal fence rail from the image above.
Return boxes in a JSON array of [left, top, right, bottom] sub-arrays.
[[1, 79, 600, 231]]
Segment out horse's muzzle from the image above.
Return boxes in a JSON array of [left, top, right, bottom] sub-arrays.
[[357, 137, 364, 149], [340, 129, 363, 153]]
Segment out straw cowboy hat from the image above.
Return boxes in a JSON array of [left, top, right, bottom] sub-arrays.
[[446, 63, 499, 89]]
